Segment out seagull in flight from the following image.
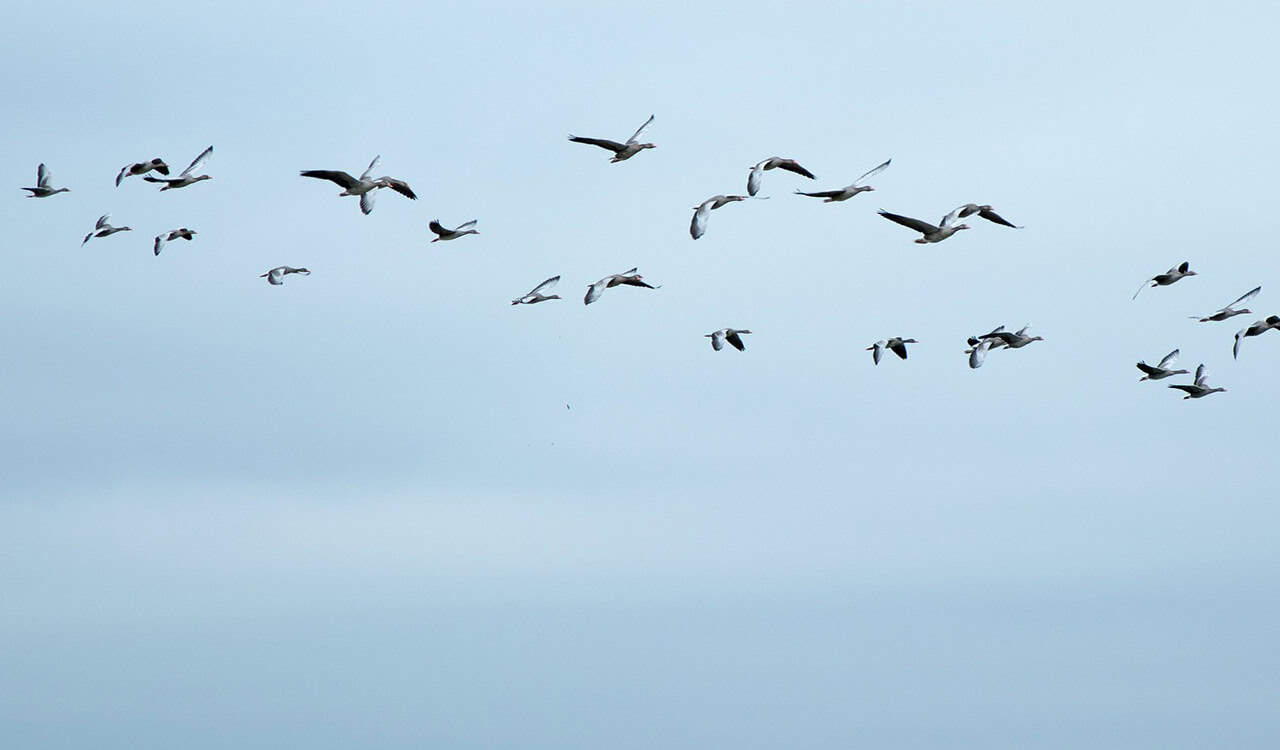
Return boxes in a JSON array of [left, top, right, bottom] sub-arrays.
[[878, 204, 971, 244], [747, 157, 815, 196], [1191, 285, 1260, 322], [1168, 364, 1226, 399], [429, 219, 479, 242], [568, 114, 657, 163], [512, 276, 562, 305], [794, 158, 889, 202], [868, 337, 917, 364], [1136, 349, 1189, 381], [22, 164, 70, 197], [584, 267, 660, 305], [144, 146, 213, 190], [116, 158, 169, 186], [260, 266, 310, 286], [300, 155, 417, 214], [706, 328, 752, 351], [1133, 261, 1196, 299], [82, 214, 131, 245]]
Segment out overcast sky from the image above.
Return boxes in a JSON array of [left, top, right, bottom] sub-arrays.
[[3, 1, 1279, 748]]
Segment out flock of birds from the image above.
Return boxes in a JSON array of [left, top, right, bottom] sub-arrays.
[[21, 113, 1275, 398]]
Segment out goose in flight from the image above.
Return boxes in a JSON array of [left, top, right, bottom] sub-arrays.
[[584, 267, 660, 305], [1232, 315, 1280, 359], [144, 146, 213, 190], [300, 155, 418, 214], [1136, 349, 1189, 381], [116, 158, 169, 186], [429, 219, 479, 242], [690, 194, 751, 240], [260, 266, 310, 285], [979, 324, 1043, 349], [568, 114, 656, 163], [795, 158, 890, 202], [747, 157, 815, 196], [706, 328, 752, 351], [81, 214, 131, 245], [951, 204, 1022, 228], [868, 337, 917, 364], [1168, 364, 1226, 399], [153, 228, 196, 256], [1133, 261, 1196, 299], [878, 205, 971, 243], [22, 164, 70, 197], [512, 276, 562, 305], [1191, 285, 1260, 322]]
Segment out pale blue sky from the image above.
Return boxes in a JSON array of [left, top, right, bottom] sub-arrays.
[[3, 1, 1279, 748]]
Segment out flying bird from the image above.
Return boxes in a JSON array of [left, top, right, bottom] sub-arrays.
[[429, 219, 479, 242], [260, 266, 310, 286], [1191, 286, 1260, 322], [706, 328, 751, 351], [144, 146, 213, 190], [1133, 261, 1196, 299], [1136, 349, 1189, 381], [979, 324, 1043, 349], [951, 204, 1022, 228], [512, 276, 562, 305], [153, 228, 196, 256], [690, 194, 751, 240], [22, 164, 70, 197], [568, 115, 656, 163], [1168, 364, 1226, 399], [1232, 315, 1280, 359], [82, 214, 131, 245], [868, 337, 918, 364], [116, 158, 169, 186], [878, 205, 971, 244], [300, 155, 417, 215], [747, 157, 815, 196], [795, 159, 890, 202], [584, 267, 660, 305]]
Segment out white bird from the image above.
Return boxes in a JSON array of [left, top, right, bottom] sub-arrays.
[[1136, 349, 1189, 381], [429, 219, 479, 242], [144, 146, 213, 190], [868, 337, 918, 364], [879, 204, 972, 244], [22, 164, 70, 197], [512, 276, 562, 305], [568, 114, 656, 163], [82, 214, 131, 245], [1133, 261, 1196, 299], [1168, 364, 1226, 399], [584, 267, 660, 305], [706, 328, 751, 351], [1232, 315, 1280, 359], [1191, 285, 1260, 322], [116, 158, 169, 186], [690, 194, 751, 240], [794, 158, 890, 202], [300, 155, 417, 215], [951, 203, 1022, 228], [260, 266, 310, 286], [153, 228, 196, 256], [747, 157, 815, 196]]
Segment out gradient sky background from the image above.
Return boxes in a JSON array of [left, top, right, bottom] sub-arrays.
[[4, 1, 1279, 747]]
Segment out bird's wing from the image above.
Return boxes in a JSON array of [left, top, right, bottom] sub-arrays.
[[1178, 261, 1191, 273], [1234, 330, 1245, 359], [978, 207, 1020, 228], [153, 161, 170, 175], [969, 340, 990, 369], [96, 214, 110, 229], [300, 170, 359, 189], [746, 166, 763, 196], [37, 163, 50, 187], [1157, 349, 1180, 369], [1194, 364, 1207, 385], [360, 155, 381, 180], [870, 341, 884, 364], [1132, 279, 1152, 300], [851, 158, 891, 187], [456, 220, 478, 231], [1226, 285, 1262, 309], [775, 160, 815, 179], [568, 136, 625, 153], [359, 189, 376, 215], [1136, 362, 1159, 376], [529, 276, 560, 296], [795, 189, 845, 199], [428, 220, 447, 237], [879, 210, 938, 234], [153, 235, 165, 256], [726, 330, 745, 351], [378, 177, 417, 199], [179, 145, 213, 176], [889, 340, 908, 359], [1168, 385, 1196, 394], [690, 204, 710, 239], [940, 205, 968, 228], [115, 165, 129, 186], [710, 331, 725, 351], [584, 279, 608, 305], [625, 114, 655, 144]]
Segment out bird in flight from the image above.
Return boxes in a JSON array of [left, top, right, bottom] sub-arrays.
[[747, 157, 815, 196], [153, 228, 196, 256], [144, 146, 213, 190], [512, 276, 562, 305], [568, 114, 657, 163], [1133, 261, 1196, 300], [867, 337, 917, 364], [429, 219, 479, 242], [300, 155, 417, 215], [878, 204, 971, 244], [1136, 349, 1189, 381], [22, 164, 70, 197], [116, 158, 169, 186], [82, 214, 131, 245], [1190, 286, 1260, 322], [584, 267, 660, 304], [260, 266, 311, 285], [706, 328, 752, 351], [794, 158, 890, 202], [1168, 364, 1226, 399]]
